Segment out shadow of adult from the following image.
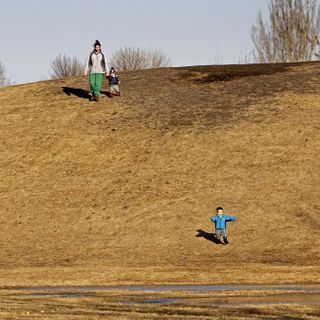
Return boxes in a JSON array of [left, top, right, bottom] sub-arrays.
[[62, 87, 90, 99], [100, 90, 111, 97], [196, 229, 222, 245]]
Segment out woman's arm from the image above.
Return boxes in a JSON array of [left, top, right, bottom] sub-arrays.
[[104, 55, 110, 76]]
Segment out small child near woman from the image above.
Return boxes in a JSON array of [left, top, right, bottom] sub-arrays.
[[107, 67, 121, 97]]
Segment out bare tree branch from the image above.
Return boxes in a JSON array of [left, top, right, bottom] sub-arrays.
[[0, 61, 11, 87], [110, 47, 171, 71], [238, 50, 256, 64], [251, 0, 320, 63], [50, 54, 84, 79]]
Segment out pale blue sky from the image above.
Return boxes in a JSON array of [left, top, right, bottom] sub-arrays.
[[0, 0, 268, 84]]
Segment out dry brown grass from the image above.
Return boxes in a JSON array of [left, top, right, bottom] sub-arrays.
[[0, 62, 319, 291]]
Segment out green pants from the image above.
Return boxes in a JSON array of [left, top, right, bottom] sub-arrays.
[[89, 73, 103, 97]]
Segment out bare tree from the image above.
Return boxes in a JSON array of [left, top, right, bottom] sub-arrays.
[[110, 47, 171, 71], [251, 0, 320, 63], [50, 54, 84, 78], [238, 50, 255, 64], [148, 49, 171, 68], [0, 61, 11, 86]]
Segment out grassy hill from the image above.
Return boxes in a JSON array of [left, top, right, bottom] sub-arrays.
[[0, 63, 319, 285]]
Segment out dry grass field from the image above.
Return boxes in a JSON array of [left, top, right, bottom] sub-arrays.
[[0, 62, 319, 318]]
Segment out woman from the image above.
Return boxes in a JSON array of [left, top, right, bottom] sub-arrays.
[[84, 40, 109, 102]]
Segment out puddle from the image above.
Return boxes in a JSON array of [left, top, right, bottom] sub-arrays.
[[13, 284, 318, 293], [28, 292, 93, 298], [124, 299, 177, 305], [11, 285, 320, 306]]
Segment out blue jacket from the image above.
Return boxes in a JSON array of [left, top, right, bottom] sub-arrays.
[[108, 75, 120, 86], [211, 214, 236, 230]]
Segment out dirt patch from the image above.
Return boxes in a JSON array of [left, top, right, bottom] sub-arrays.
[[175, 63, 291, 83]]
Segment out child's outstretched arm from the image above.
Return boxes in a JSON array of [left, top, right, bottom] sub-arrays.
[[226, 215, 236, 222]]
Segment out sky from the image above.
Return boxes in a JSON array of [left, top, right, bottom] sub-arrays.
[[0, 0, 269, 84]]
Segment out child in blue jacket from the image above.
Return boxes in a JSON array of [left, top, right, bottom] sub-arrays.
[[211, 207, 236, 244], [107, 67, 121, 97]]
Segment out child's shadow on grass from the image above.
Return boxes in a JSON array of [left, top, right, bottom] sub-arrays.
[[62, 87, 90, 99], [196, 229, 221, 245]]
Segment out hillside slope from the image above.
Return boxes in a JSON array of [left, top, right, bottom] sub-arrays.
[[0, 63, 319, 285]]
